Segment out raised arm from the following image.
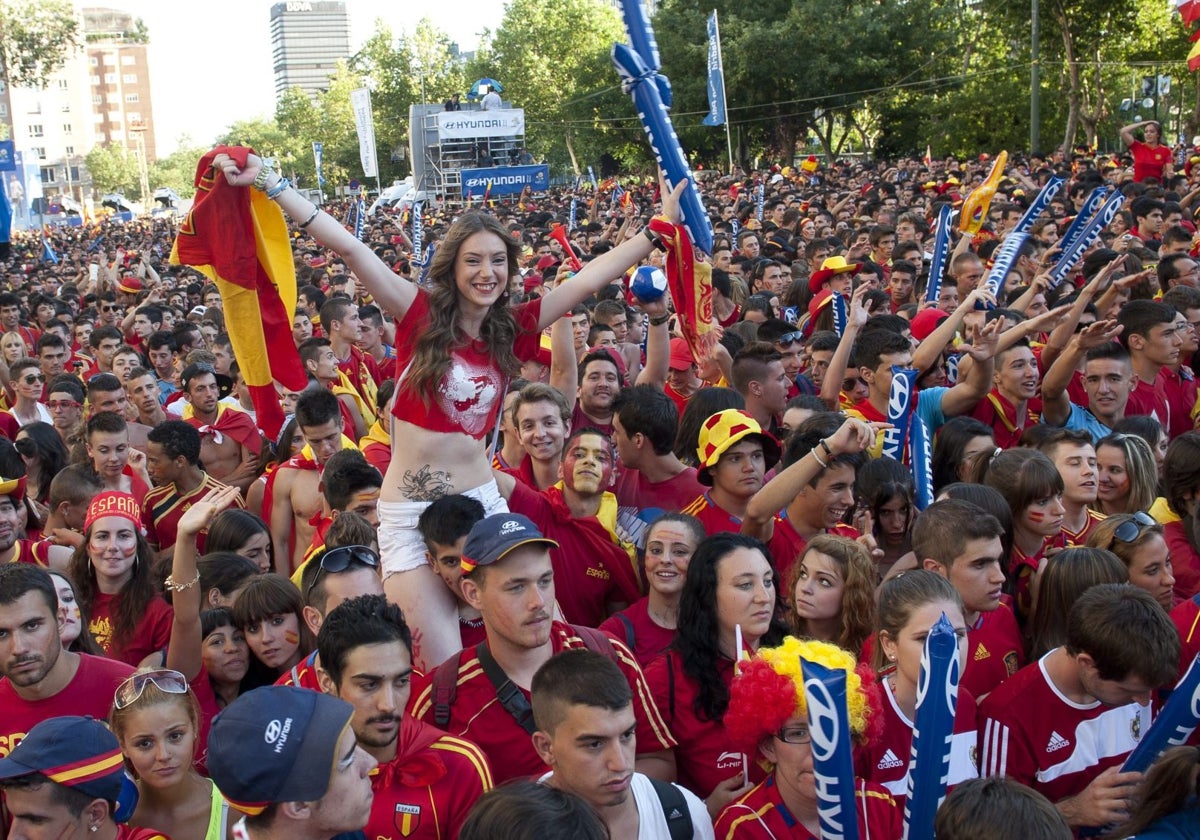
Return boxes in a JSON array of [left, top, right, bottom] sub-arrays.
[[166, 484, 242, 682], [212, 151, 418, 321], [538, 178, 686, 327], [911, 287, 996, 374], [940, 317, 1002, 417], [819, 284, 872, 409], [1041, 320, 1123, 426]]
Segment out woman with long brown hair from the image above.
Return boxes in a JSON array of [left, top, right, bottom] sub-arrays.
[[212, 150, 685, 670]]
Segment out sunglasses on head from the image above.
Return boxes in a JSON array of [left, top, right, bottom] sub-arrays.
[[1111, 511, 1156, 544], [305, 545, 380, 603], [114, 668, 189, 710], [777, 330, 804, 349]]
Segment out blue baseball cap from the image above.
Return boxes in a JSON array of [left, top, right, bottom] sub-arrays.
[[206, 686, 353, 814], [0, 716, 124, 805], [459, 512, 558, 575]]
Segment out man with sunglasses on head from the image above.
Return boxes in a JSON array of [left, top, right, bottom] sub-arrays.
[[0, 564, 134, 758], [317, 594, 492, 840], [281, 543, 384, 692], [757, 320, 806, 399]]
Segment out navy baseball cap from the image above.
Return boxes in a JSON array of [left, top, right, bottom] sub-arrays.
[[206, 686, 353, 814], [459, 512, 558, 574], [0, 716, 124, 805]]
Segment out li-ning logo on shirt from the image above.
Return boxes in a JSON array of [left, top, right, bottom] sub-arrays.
[[877, 749, 904, 770], [1046, 731, 1070, 752]]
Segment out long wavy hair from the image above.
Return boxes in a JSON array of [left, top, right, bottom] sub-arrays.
[[673, 532, 788, 722], [1093, 433, 1158, 515], [404, 213, 523, 405], [785, 534, 877, 656], [1106, 746, 1200, 839], [68, 525, 159, 656]]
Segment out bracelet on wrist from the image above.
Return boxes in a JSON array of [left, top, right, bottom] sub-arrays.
[[164, 571, 200, 592], [648, 313, 671, 327], [298, 205, 320, 228], [265, 176, 290, 200], [811, 448, 830, 470], [819, 438, 834, 459], [643, 227, 666, 252], [252, 166, 276, 192]]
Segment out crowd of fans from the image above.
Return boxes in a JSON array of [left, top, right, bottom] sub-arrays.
[[0, 127, 1198, 840]]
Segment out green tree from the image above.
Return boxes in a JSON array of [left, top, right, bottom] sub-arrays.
[[0, 0, 80, 88], [473, 0, 625, 172], [85, 144, 139, 195], [147, 137, 210, 198]]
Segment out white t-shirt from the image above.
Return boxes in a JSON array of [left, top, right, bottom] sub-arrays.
[[539, 772, 714, 840], [481, 91, 502, 110]]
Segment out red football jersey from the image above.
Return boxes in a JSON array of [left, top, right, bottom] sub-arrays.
[[409, 622, 675, 785], [0, 653, 135, 758], [714, 775, 901, 840], [89, 593, 173, 667], [599, 597, 677, 668], [365, 717, 492, 840], [962, 603, 1025, 701], [978, 652, 1152, 806], [855, 678, 978, 807], [643, 651, 767, 799]]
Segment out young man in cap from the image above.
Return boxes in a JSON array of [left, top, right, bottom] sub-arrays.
[[410, 512, 675, 785], [179, 362, 261, 494], [664, 338, 703, 419], [0, 476, 72, 568], [807, 256, 860, 299], [531, 650, 714, 840], [206, 685, 376, 840], [0, 565, 134, 758], [979, 584, 1180, 830], [317, 594, 492, 840], [0, 715, 166, 840], [682, 409, 781, 536]]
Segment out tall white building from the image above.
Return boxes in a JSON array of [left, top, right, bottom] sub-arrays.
[[270, 1, 352, 100]]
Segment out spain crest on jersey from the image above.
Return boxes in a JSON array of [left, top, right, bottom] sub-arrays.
[[394, 803, 421, 837]]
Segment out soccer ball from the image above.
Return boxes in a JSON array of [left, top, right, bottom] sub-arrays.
[[630, 265, 667, 302]]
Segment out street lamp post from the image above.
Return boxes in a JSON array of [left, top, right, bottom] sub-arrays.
[[1031, 0, 1040, 154]]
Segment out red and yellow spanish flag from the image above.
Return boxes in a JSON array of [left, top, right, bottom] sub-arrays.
[[648, 216, 716, 366], [1189, 27, 1200, 73], [170, 146, 308, 440]]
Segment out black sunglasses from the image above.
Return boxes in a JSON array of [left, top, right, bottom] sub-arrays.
[[1111, 511, 1156, 544], [304, 545, 380, 603]]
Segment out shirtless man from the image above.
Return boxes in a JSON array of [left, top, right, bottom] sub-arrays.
[[270, 388, 347, 573], [178, 362, 260, 494]]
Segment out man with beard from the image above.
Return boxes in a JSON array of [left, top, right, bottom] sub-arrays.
[[125, 368, 168, 427], [0, 564, 133, 757], [179, 362, 261, 494], [497, 428, 641, 627], [572, 349, 623, 437], [317, 594, 491, 840]]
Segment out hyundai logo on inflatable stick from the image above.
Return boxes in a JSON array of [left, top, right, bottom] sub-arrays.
[[613, 0, 714, 255], [903, 612, 962, 840], [923, 204, 954, 305], [801, 658, 860, 840]]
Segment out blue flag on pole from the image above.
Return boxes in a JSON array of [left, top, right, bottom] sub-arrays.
[[41, 235, 58, 264], [702, 11, 727, 127], [312, 142, 326, 188], [0, 177, 10, 261]]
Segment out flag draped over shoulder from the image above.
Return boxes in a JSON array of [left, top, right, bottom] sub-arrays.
[[648, 217, 716, 365], [170, 146, 307, 441]]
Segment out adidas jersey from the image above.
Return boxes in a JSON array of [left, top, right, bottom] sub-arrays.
[[714, 775, 900, 840], [962, 603, 1025, 702], [978, 650, 1153, 806], [855, 678, 979, 807]]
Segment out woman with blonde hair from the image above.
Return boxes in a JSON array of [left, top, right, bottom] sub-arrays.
[[1094, 432, 1158, 516]]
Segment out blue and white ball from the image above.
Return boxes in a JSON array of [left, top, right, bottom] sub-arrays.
[[630, 265, 667, 301]]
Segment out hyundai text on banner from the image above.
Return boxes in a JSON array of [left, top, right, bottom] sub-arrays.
[[460, 166, 549, 198], [349, 87, 378, 178], [436, 109, 526, 140]]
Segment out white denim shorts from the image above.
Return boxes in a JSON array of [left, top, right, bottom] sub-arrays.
[[378, 479, 508, 577]]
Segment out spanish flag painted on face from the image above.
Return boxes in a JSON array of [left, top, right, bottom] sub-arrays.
[[170, 146, 308, 440]]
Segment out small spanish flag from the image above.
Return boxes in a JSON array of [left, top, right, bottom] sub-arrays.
[[1189, 28, 1200, 72]]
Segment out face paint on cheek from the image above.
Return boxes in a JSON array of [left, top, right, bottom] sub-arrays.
[[284, 630, 299, 645], [1026, 511, 1045, 523]]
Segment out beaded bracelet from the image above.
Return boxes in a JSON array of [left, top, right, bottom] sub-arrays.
[[811, 448, 830, 470]]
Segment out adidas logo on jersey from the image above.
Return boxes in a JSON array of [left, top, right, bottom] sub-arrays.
[[667, 808, 684, 819], [1046, 731, 1070, 752], [974, 644, 990, 661], [877, 749, 905, 770]]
